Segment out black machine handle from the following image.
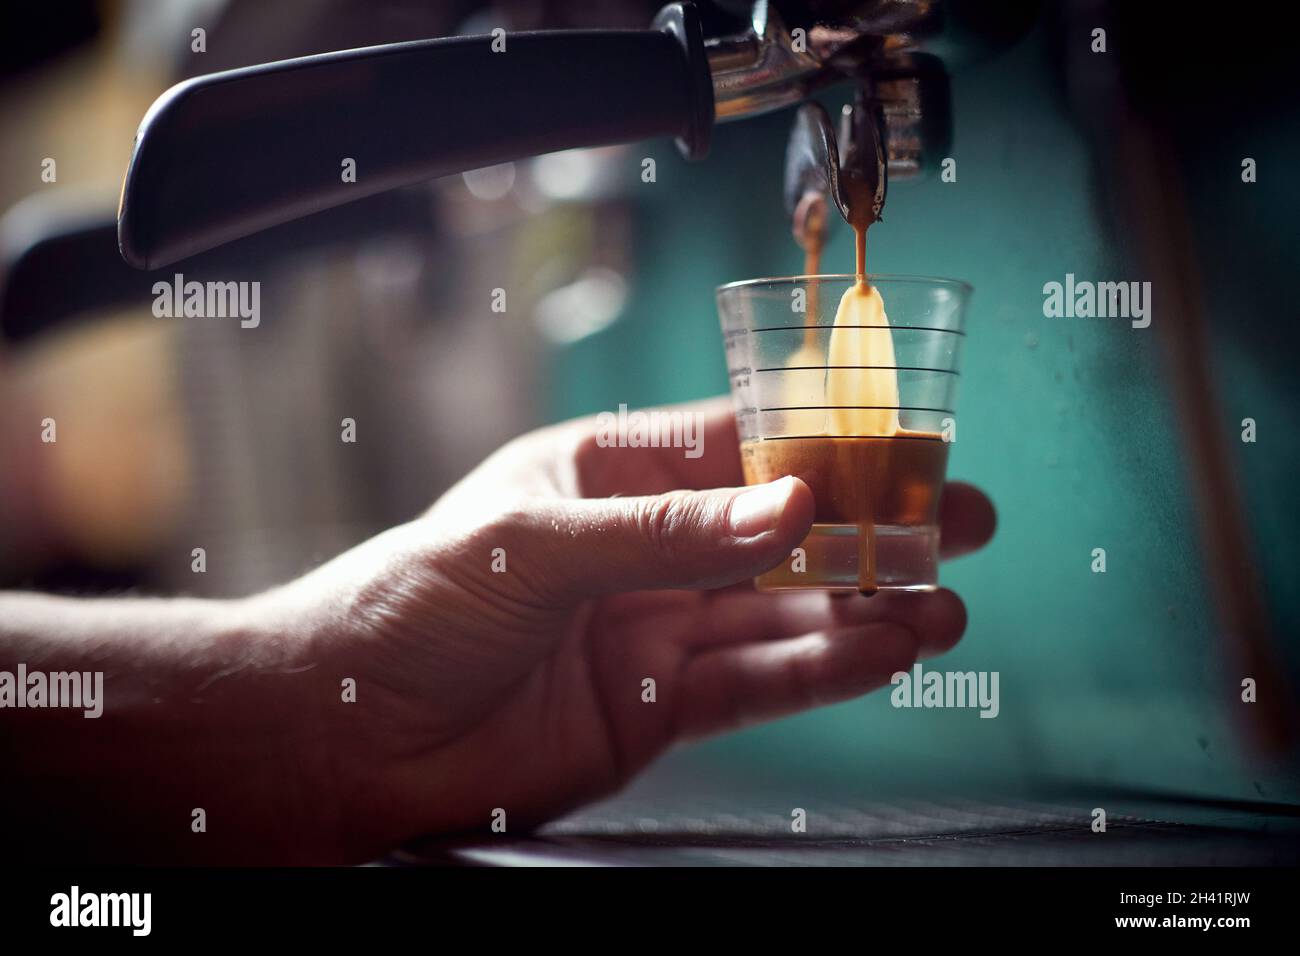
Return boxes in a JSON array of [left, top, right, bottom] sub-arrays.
[[118, 3, 713, 270]]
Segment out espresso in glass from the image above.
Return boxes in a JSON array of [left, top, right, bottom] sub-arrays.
[[741, 434, 947, 591]]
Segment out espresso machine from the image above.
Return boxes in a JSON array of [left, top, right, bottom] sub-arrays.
[[117, 0, 1038, 270]]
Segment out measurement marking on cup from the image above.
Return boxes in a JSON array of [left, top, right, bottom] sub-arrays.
[[760, 405, 955, 414], [749, 324, 966, 336], [756, 365, 960, 375], [756, 434, 951, 441]]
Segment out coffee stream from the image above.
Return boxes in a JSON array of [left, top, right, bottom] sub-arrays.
[[829, 227, 898, 592]]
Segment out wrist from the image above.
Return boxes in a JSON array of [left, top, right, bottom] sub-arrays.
[[222, 587, 360, 862], [239, 573, 429, 863]]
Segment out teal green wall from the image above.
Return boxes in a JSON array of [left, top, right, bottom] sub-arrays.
[[549, 23, 1298, 802]]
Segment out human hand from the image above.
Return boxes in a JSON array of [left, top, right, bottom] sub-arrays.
[[262, 397, 995, 859]]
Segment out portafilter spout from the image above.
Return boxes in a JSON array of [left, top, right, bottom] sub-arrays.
[[784, 85, 886, 252]]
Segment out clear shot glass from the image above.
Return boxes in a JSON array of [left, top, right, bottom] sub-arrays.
[[717, 274, 972, 593]]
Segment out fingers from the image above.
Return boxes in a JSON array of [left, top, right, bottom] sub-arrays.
[[505, 394, 991, 607], [570, 397, 744, 498], [496, 477, 815, 602], [939, 481, 997, 560], [830, 588, 968, 659], [675, 623, 920, 740], [570, 410, 993, 561], [654, 397, 742, 489], [564, 400, 995, 564], [700, 587, 967, 660]]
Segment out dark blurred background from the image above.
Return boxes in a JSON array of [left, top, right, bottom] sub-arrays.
[[1, 0, 1297, 855]]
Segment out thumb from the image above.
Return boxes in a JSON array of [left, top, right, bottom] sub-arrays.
[[500, 477, 814, 602]]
